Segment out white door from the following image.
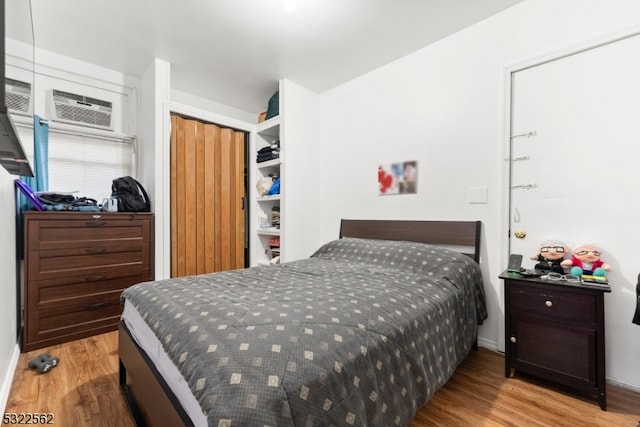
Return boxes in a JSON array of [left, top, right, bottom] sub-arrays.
[[509, 34, 640, 274]]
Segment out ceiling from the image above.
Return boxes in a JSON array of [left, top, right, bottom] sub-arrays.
[[7, 0, 522, 114]]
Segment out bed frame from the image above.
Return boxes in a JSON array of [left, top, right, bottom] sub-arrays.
[[119, 219, 482, 426], [339, 219, 481, 262]]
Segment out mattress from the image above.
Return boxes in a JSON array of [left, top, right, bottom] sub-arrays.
[[120, 237, 487, 426], [122, 301, 208, 425]]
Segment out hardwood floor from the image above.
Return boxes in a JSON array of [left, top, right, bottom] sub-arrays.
[[6, 332, 135, 427], [5, 331, 640, 426], [411, 348, 640, 427]]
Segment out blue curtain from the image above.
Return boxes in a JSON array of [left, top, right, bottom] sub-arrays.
[[19, 115, 49, 210], [32, 115, 49, 191]]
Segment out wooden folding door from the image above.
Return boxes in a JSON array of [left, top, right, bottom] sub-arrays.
[[170, 114, 246, 277]]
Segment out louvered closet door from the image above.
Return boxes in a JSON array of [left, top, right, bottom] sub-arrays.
[[170, 114, 246, 277]]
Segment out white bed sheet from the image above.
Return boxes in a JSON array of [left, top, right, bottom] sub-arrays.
[[121, 301, 207, 427]]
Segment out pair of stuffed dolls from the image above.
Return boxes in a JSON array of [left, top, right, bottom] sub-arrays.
[[531, 241, 611, 277]]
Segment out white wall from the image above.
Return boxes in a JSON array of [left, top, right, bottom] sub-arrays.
[[171, 89, 256, 124], [0, 173, 21, 416], [316, 0, 640, 390], [139, 58, 170, 279], [6, 39, 138, 136], [279, 79, 322, 261]]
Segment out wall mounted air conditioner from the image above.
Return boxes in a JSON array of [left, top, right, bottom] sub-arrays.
[[5, 78, 32, 116], [48, 89, 114, 131]]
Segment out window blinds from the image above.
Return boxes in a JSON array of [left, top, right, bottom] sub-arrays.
[[16, 124, 134, 203]]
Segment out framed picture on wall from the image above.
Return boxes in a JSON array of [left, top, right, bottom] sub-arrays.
[[378, 161, 417, 195]]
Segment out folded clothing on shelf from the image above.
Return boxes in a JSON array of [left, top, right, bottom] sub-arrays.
[[256, 142, 280, 163], [257, 151, 279, 162]]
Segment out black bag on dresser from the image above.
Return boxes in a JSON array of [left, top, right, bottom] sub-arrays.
[[111, 176, 151, 212]]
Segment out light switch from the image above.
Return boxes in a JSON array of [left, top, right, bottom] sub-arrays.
[[468, 186, 488, 204]]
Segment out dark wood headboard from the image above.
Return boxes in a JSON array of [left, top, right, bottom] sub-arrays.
[[339, 219, 481, 263]]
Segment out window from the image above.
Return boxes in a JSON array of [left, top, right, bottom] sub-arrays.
[[16, 120, 135, 203]]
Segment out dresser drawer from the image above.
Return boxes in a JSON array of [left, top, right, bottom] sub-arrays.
[[28, 244, 150, 280], [27, 215, 150, 251], [25, 290, 123, 343], [31, 269, 150, 307], [509, 283, 596, 323]]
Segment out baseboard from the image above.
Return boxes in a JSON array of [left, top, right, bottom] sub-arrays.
[[0, 343, 20, 415], [607, 376, 640, 393], [477, 337, 499, 352], [477, 337, 640, 393]]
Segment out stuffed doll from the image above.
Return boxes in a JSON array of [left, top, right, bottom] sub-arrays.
[[530, 241, 568, 273], [561, 244, 611, 277]]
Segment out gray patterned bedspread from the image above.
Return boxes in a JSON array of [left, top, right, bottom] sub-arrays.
[[121, 238, 487, 426]]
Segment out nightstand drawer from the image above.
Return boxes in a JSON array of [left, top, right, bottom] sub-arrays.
[[510, 283, 596, 323]]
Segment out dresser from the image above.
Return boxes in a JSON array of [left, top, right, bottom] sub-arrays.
[[22, 212, 154, 352], [500, 271, 610, 410]]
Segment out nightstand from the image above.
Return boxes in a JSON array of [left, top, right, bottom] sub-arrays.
[[500, 270, 611, 410]]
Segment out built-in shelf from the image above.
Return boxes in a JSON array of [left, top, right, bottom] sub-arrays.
[[257, 158, 281, 169], [256, 115, 280, 135], [253, 108, 283, 266], [257, 229, 280, 236]]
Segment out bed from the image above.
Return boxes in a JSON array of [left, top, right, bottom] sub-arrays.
[[118, 219, 486, 426]]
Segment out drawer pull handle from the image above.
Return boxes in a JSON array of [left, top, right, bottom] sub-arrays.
[[85, 247, 107, 254], [545, 300, 553, 307], [510, 336, 517, 343], [86, 301, 107, 310], [87, 275, 106, 282], [86, 221, 107, 226]]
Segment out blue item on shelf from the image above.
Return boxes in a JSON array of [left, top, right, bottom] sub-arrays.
[[267, 176, 280, 195]]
